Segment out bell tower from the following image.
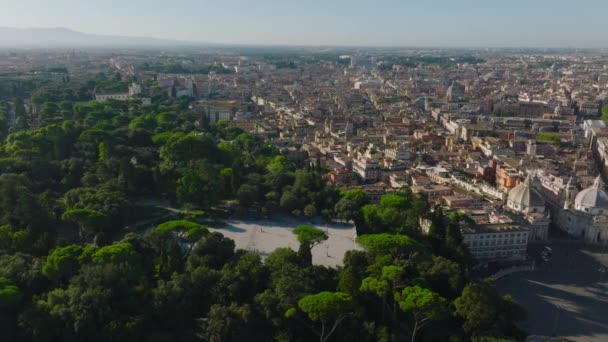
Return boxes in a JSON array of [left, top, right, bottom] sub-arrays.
[[564, 176, 577, 210]]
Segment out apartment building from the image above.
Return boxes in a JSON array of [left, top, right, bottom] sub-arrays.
[[461, 224, 529, 261]]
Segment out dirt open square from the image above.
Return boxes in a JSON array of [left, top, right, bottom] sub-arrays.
[[209, 217, 361, 267]]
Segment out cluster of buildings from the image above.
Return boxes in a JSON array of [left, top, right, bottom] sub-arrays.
[[11, 48, 608, 263], [94, 82, 150, 104], [190, 51, 608, 264]]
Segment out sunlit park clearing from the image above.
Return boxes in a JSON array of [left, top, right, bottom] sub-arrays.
[[208, 217, 361, 267]]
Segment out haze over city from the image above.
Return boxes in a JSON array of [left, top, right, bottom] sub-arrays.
[[1, 0, 608, 47]]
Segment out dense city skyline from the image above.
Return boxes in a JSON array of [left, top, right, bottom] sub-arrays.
[[2, 0, 608, 47]]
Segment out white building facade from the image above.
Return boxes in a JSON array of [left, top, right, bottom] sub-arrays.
[[462, 224, 529, 261]]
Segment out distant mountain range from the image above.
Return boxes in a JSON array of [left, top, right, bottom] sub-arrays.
[[0, 27, 206, 48]]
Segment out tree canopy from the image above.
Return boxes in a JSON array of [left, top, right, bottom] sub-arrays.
[[293, 225, 329, 264], [395, 286, 448, 342], [295, 291, 353, 342], [42, 245, 84, 281], [155, 220, 208, 241], [0, 277, 22, 308], [357, 233, 423, 259], [293, 225, 328, 247], [601, 104, 608, 123], [0, 73, 526, 342]]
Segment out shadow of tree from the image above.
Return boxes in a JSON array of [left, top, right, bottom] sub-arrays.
[[217, 224, 247, 233], [497, 241, 608, 341]]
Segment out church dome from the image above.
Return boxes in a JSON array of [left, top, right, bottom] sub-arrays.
[[507, 175, 545, 213], [574, 176, 608, 213]]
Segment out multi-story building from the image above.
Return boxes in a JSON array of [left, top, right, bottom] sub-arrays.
[[95, 83, 143, 102], [354, 79, 382, 90], [325, 168, 355, 187], [129, 82, 142, 96], [360, 185, 387, 204], [411, 174, 431, 186], [95, 93, 130, 102], [443, 194, 477, 208], [389, 174, 409, 188], [411, 184, 452, 202], [493, 102, 547, 118], [579, 101, 599, 116], [495, 163, 520, 190], [353, 158, 380, 183], [420, 215, 529, 261], [191, 100, 239, 124], [232, 118, 257, 132], [384, 146, 410, 161], [446, 81, 465, 102], [461, 224, 529, 261], [425, 167, 451, 184]]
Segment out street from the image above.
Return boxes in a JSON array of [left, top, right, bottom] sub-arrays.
[[497, 241, 608, 341]]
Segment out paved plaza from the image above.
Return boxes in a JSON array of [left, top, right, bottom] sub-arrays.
[[497, 241, 608, 341]]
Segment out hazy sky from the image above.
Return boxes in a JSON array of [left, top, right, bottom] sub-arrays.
[[1, 0, 607, 47]]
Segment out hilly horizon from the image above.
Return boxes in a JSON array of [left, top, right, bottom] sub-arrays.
[[0, 27, 211, 48]]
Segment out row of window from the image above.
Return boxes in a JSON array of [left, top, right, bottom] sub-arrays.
[[470, 246, 526, 252], [575, 204, 604, 214], [473, 250, 522, 258], [510, 203, 541, 213], [97, 95, 129, 100], [464, 232, 527, 240], [466, 239, 526, 247]]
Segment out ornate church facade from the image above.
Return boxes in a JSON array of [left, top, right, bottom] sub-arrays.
[[505, 175, 551, 241], [555, 175, 608, 243], [506, 172, 608, 244]]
